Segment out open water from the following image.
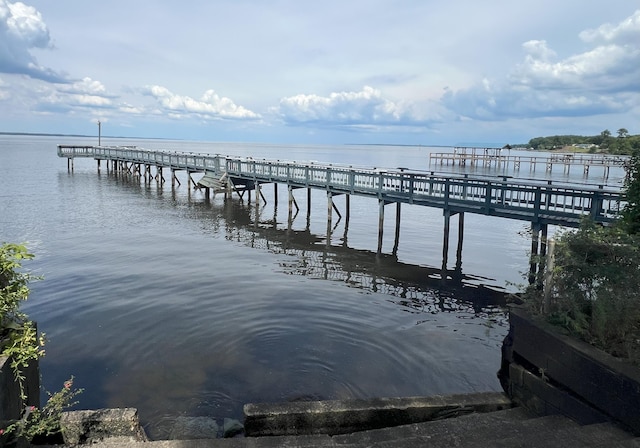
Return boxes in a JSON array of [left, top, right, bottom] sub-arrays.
[[0, 135, 625, 438]]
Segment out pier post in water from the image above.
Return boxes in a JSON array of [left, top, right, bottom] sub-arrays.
[[529, 222, 542, 285], [456, 212, 465, 269], [442, 209, 451, 275], [377, 199, 385, 253], [392, 202, 401, 255]]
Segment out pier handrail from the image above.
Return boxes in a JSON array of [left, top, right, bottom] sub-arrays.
[[58, 145, 625, 226]]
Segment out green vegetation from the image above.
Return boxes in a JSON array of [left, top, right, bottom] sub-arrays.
[[527, 129, 640, 154], [0, 243, 45, 400], [0, 243, 83, 444], [1, 378, 83, 444], [522, 150, 640, 364]]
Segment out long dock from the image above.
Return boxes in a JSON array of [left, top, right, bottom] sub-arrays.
[[58, 145, 625, 281], [429, 147, 629, 178]]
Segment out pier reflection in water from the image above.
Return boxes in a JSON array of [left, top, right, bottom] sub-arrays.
[[82, 169, 509, 438]]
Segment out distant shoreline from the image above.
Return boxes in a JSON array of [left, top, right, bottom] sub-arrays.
[[0, 131, 170, 140], [0, 131, 527, 149]]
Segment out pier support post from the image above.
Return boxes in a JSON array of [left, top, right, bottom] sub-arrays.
[[327, 192, 334, 246], [392, 203, 401, 255], [529, 222, 542, 285], [342, 195, 350, 247], [274, 183, 278, 206], [456, 212, 465, 270], [345, 194, 350, 226], [442, 209, 451, 275], [377, 199, 385, 253], [536, 223, 549, 290], [288, 185, 294, 226]]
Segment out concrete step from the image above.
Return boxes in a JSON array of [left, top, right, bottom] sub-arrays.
[[56, 409, 640, 448], [343, 411, 588, 447]]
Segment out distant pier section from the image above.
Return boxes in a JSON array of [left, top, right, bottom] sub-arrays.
[[429, 147, 629, 178]]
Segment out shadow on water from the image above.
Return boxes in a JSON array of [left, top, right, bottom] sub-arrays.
[[216, 199, 508, 315]]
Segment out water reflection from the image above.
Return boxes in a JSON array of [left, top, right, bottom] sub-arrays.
[[48, 169, 509, 439]]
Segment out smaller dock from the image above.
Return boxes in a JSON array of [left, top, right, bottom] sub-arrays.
[[429, 147, 628, 178]]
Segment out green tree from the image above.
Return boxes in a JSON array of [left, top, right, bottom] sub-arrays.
[[618, 128, 629, 138], [622, 151, 640, 234]]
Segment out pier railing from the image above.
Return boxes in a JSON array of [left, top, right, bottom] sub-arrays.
[[58, 145, 625, 227]]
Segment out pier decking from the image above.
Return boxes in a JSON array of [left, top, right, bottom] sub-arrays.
[[58, 145, 626, 280]]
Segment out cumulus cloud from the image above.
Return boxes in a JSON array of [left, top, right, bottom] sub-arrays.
[[58, 77, 111, 96], [0, 0, 68, 82], [275, 86, 440, 128], [35, 78, 114, 114], [442, 9, 640, 121], [141, 85, 260, 121], [579, 9, 640, 45]]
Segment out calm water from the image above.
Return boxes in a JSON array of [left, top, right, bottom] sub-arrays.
[[0, 135, 625, 438]]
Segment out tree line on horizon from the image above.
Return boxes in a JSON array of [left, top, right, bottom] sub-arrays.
[[518, 128, 639, 155]]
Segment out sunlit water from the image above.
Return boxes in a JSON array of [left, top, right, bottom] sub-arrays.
[[0, 135, 624, 438]]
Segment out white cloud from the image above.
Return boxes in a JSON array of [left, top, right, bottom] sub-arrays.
[[142, 85, 260, 121], [33, 80, 114, 115], [579, 9, 640, 44], [275, 86, 441, 129], [0, 0, 68, 82], [58, 77, 109, 96], [443, 9, 640, 121]]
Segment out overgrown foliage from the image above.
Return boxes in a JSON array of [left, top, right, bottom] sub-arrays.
[[529, 222, 640, 361], [0, 243, 46, 400], [521, 149, 640, 364], [1, 378, 83, 445], [622, 151, 640, 235]]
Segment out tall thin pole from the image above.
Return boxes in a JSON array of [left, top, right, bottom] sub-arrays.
[[98, 121, 102, 146]]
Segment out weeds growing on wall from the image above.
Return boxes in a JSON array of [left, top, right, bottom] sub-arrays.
[[522, 150, 640, 364]]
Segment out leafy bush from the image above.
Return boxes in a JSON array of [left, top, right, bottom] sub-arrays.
[[535, 222, 640, 361], [1, 378, 83, 444], [0, 243, 46, 400], [522, 148, 640, 364]]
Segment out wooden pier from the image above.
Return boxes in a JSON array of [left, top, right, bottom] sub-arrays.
[[58, 145, 625, 281], [429, 147, 629, 178]]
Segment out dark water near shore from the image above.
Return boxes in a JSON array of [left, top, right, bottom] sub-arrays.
[[0, 135, 624, 438]]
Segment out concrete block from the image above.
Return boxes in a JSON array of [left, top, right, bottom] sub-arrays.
[[60, 407, 148, 444], [244, 391, 512, 436]]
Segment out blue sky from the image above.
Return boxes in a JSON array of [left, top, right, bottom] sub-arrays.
[[0, 1, 638, 145]]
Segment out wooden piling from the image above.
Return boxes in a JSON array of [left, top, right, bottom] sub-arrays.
[[456, 212, 465, 269], [392, 203, 401, 255], [529, 222, 541, 285], [442, 209, 451, 274], [377, 199, 385, 253]]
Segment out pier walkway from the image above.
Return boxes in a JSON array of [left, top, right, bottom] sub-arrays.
[[57, 145, 623, 227], [57, 145, 625, 280]]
